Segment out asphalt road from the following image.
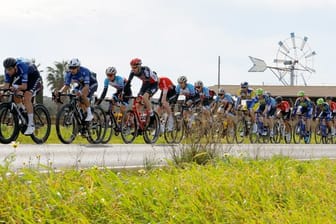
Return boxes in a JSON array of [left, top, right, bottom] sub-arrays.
[[1, 143, 336, 170]]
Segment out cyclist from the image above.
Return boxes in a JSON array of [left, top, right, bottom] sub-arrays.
[[292, 90, 313, 142], [211, 87, 234, 115], [275, 96, 291, 139], [326, 96, 336, 132], [236, 81, 256, 125], [124, 58, 158, 125], [194, 80, 211, 122], [252, 88, 277, 136], [2, 57, 43, 135], [96, 66, 132, 114], [315, 98, 334, 136], [175, 75, 197, 126], [57, 58, 98, 121], [157, 76, 176, 131]]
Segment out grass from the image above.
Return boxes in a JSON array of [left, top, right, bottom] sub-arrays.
[[1, 157, 336, 223]]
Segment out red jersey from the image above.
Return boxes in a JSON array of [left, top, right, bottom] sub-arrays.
[[277, 100, 290, 112], [158, 77, 174, 91], [329, 101, 336, 112]]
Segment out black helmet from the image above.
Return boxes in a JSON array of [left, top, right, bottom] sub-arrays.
[[326, 96, 333, 101], [3, 57, 17, 69], [275, 96, 282, 103]]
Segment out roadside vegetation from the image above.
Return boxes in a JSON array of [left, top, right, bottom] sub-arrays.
[[1, 154, 336, 223]]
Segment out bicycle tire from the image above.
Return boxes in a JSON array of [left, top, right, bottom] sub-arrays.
[[30, 104, 51, 144], [56, 104, 78, 144], [0, 103, 20, 144], [121, 110, 137, 144]]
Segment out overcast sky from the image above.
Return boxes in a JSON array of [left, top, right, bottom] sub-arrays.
[[1, 0, 335, 96]]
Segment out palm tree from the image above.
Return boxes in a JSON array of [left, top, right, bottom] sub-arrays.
[[46, 60, 67, 94], [46, 61, 67, 113]]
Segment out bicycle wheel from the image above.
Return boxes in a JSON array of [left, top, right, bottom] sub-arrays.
[[163, 116, 175, 144], [87, 106, 106, 144], [121, 110, 137, 144], [173, 114, 184, 144], [56, 104, 78, 144], [283, 123, 292, 144], [0, 103, 20, 144], [143, 111, 160, 144], [293, 122, 303, 144], [101, 114, 114, 144], [314, 124, 322, 144], [249, 122, 259, 144], [272, 122, 281, 144], [236, 120, 248, 144], [30, 104, 51, 144], [185, 116, 203, 144], [226, 121, 236, 144]]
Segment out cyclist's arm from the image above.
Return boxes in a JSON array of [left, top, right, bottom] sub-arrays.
[[96, 87, 108, 105]]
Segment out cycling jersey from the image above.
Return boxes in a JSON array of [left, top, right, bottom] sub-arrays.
[[158, 77, 174, 91], [293, 97, 313, 118], [97, 75, 132, 105], [64, 66, 98, 97], [158, 77, 177, 104], [328, 101, 336, 113], [236, 87, 255, 110], [176, 83, 196, 100], [4, 58, 42, 94], [277, 101, 290, 113], [315, 102, 332, 121], [125, 66, 158, 96]]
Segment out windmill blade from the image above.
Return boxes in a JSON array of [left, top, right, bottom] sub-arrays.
[[296, 61, 316, 73], [278, 41, 290, 53], [301, 73, 308, 86], [248, 56, 267, 72], [305, 51, 317, 59], [290, 32, 296, 49], [274, 59, 293, 65], [300, 36, 308, 50]]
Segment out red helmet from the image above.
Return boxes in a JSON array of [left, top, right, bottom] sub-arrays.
[[130, 58, 142, 66]]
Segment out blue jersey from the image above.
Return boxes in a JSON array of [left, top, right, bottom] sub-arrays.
[[4, 58, 40, 84], [103, 75, 126, 91], [215, 93, 234, 104], [196, 86, 210, 98], [64, 66, 97, 88], [176, 83, 196, 99]]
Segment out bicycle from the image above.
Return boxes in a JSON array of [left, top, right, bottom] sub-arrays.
[[249, 111, 270, 144], [293, 114, 311, 144], [169, 98, 204, 144], [100, 97, 124, 144], [314, 117, 333, 144], [120, 95, 160, 144], [272, 116, 292, 144], [54, 92, 106, 144], [0, 89, 51, 144]]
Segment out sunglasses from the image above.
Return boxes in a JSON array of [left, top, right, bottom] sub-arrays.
[[69, 66, 78, 70], [195, 86, 201, 89], [107, 73, 115, 77], [131, 66, 138, 69], [218, 94, 224, 96]]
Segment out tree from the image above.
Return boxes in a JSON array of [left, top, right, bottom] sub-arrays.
[[46, 60, 67, 94]]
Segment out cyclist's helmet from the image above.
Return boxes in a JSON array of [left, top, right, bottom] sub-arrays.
[[317, 98, 324, 105], [177, 75, 187, 83], [218, 87, 225, 95], [275, 96, 282, 104], [130, 58, 142, 66], [194, 80, 203, 88], [297, 90, 305, 97], [255, 88, 264, 96], [3, 57, 17, 69], [326, 96, 333, 101], [240, 81, 248, 88], [105, 66, 117, 75], [68, 58, 81, 67]]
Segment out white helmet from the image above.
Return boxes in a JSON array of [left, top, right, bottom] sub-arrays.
[[68, 58, 81, 67], [177, 75, 187, 83], [194, 80, 203, 87], [105, 66, 117, 75], [218, 88, 225, 94]]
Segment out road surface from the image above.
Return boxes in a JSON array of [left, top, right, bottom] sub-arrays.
[[1, 143, 336, 170]]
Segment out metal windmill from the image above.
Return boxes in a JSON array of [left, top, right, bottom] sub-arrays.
[[248, 32, 316, 86]]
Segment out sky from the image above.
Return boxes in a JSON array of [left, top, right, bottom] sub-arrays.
[[0, 0, 335, 97]]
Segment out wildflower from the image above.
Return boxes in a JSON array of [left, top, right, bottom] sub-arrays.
[[138, 169, 146, 175], [11, 141, 19, 149]]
